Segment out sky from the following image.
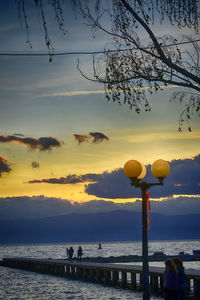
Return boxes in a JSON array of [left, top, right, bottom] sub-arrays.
[[0, 1, 200, 219]]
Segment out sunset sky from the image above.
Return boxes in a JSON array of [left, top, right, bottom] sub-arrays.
[[0, 1, 199, 218]]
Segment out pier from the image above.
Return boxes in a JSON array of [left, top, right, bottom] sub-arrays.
[[1, 257, 200, 298]]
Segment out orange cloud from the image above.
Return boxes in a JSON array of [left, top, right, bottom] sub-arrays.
[[72, 133, 90, 144]]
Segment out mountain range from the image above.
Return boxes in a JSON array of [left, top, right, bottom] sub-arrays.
[[0, 210, 199, 244]]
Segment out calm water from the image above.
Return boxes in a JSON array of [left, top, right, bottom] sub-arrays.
[[0, 240, 200, 300]]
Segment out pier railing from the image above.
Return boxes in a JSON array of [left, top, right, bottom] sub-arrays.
[[1, 257, 200, 298]]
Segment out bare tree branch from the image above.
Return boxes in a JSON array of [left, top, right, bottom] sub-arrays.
[[18, 0, 200, 130]]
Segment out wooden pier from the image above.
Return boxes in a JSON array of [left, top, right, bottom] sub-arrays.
[[1, 257, 200, 298]]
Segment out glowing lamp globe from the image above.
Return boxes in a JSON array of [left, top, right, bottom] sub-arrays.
[[138, 162, 146, 180], [123, 160, 142, 178], [151, 159, 170, 179]]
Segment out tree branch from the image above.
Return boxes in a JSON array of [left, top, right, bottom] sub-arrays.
[[120, 0, 200, 84]]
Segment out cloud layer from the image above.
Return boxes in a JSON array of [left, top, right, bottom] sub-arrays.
[[85, 154, 200, 198], [27, 154, 200, 198], [0, 195, 200, 220], [0, 156, 11, 176], [28, 173, 99, 184], [0, 135, 61, 151]]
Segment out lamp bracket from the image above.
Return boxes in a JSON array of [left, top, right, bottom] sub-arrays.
[[130, 178, 164, 193]]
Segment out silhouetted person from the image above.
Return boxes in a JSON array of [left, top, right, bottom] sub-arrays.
[[172, 258, 188, 300], [164, 260, 178, 300], [68, 246, 74, 260], [77, 246, 83, 261], [66, 247, 69, 258]]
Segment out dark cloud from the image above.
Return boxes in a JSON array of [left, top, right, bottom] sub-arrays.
[[13, 133, 24, 137], [89, 132, 109, 143], [72, 133, 89, 144], [0, 196, 74, 220], [72, 132, 109, 144], [0, 135, 61, 151], [0, 195, 200, 220], [0, 196, 129, 220], [85, 154, 200, 198], [31, 161, 40, 168], [0, 156, 11, 176], [28, 173, 99, 184], [149, 195, 200, 215], [85, 168, 130, 198]]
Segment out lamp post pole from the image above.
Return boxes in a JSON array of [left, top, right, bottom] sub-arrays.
[[124, 159, 170, 300], [141, 185, 150, 300], [131, 181, 163, 300]]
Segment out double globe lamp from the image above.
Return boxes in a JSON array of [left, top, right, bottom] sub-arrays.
[[123, 159, 170, 300], [124, 159, 170, 182]]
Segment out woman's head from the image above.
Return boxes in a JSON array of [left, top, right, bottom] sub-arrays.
[[173, 257, 183, 267], [165, 260, 177, 271]]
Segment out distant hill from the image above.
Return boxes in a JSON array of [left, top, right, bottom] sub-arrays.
[[0, 210, 199, 244]]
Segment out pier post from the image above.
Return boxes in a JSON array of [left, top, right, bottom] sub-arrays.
[[104, 270, 111, 284], [32, 263, 36, 272], [71, 266, 76, 278], [65, 265, 70, 276], [59, 265, 65, 276], [131, 272, 137, 290], [44, 264, 48, 274], [139, 273, 143, 288], [82, 268, 89, 280], [53, 265, 57, 275], [150, 275, 159, 292], [77, 267, 83, 279], [186, 278, 191, 291], [95, 269, 103, 283], [194, 278, 200, 298], [113, 270, 119, 286], [40, 263, 45, 273], [88, 269, 95, 281], [50, 264, 55, 274], [122, 271, 127, 288], [159, 275, 164, 289]]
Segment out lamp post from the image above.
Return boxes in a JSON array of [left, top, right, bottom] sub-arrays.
[[123, 159, 170, 300]]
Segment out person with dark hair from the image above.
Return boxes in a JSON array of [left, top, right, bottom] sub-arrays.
[[68, 246, 74, 260], [77, 246, 83, 261], [172, 258, 188, 300], [164, 260, 178, 300]]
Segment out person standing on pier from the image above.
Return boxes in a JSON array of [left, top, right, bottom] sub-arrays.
[[68, 247, 74, 260], [172, 258, 188, 300], [77, 246, 83, 261], [66, 247, 69, 258], [164, 260, 178, 300]]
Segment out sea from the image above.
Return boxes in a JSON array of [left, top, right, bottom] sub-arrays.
[[0, 239, 200, 300]]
